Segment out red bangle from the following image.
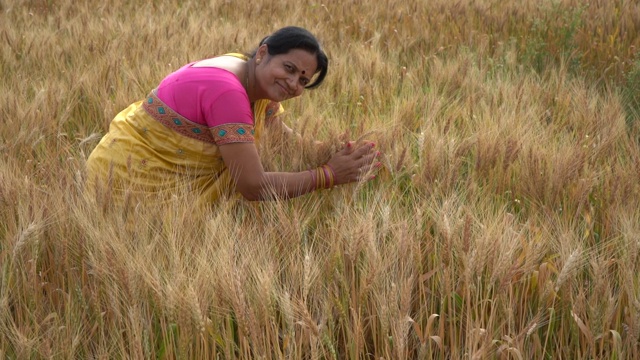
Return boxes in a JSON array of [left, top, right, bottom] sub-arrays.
[[324, 164, 336, 187]]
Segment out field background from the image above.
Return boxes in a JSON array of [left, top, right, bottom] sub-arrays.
[[2, 0, 640, 358]]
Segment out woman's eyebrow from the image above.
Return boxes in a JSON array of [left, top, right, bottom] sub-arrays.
[[288, 62, 309, 76], [286, 62, 313, 83]]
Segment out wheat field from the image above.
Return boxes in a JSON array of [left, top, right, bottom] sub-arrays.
[[2, 0, 640, 358]]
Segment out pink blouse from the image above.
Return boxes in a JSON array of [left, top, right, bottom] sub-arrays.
[[156, 63, 253, 128]]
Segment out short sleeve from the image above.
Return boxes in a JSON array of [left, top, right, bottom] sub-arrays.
[[205, 89, 256, 145]]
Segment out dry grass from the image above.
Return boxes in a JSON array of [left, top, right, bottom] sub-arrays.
[[2, 0, 640, 358]]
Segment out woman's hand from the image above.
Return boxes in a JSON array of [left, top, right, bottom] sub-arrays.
[[326, 142, 381, 185]]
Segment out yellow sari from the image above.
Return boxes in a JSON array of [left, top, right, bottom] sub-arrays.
[[85, 54, 283, 207]]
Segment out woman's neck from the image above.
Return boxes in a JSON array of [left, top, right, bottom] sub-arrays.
[[244, 58, 257, 103]]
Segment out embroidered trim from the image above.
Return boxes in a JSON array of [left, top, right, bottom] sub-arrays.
[[142, 90, 216, 144], [211, 123, 255, 145], [142, 89, 256, 145]]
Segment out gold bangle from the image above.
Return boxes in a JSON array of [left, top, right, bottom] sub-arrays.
[[322, 165, 332, 188], [316, 167, 324, 189], [322, 164, 335, 188]]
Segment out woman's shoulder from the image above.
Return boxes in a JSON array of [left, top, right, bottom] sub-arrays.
[[191, 55, 246, 74]]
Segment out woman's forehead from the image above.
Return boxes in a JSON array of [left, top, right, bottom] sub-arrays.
[[277, 49, 318, 74]]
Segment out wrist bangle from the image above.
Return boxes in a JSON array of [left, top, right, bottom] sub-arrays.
[[325, 163, 337, 186], [311, 164, 337, 190], [322, 166, 329, 188], [316, 167, 324, 189], [323, 164, 335, 188]]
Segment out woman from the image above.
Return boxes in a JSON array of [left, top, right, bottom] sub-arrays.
[[86, 26, 380, 206]]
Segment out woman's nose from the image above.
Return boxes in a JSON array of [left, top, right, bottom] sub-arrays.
[[287, 76, 301, 94], [287, 76, 297, 88]]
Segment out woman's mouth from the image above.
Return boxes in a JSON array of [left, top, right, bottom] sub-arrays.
[[277, 83, 290, 97]]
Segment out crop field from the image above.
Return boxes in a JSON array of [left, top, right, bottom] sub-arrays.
[[1, 0, 640, 358]]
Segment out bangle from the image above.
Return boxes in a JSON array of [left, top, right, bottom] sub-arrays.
[[321, 166, 329, 188], [316, 166, 324, 189], [322, 165, 335, 188], [310, 164, 337, 190], [325, 163, 337, 186]]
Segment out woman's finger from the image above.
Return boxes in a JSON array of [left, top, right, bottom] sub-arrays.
[[350, 142, 375, 158], [357, 149, 380, 166], [340, 141, 356, 155]]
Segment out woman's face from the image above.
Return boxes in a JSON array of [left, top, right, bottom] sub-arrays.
[[254, 46, 318, 102]]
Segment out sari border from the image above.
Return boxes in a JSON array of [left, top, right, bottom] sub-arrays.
[[211, 123, 256, 145], [142, 89, 258, 145], [142, 89, 216, 144]]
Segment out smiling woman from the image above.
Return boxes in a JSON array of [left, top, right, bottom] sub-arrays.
[[85, 26, 381, 206]]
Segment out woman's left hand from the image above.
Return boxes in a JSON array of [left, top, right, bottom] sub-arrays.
[[326, 141, 381, 185]]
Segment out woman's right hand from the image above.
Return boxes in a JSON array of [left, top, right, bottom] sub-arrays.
[[326, 142, 381, 185]]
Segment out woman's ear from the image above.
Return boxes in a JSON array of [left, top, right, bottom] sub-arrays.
[[256, 44, 268, 62]]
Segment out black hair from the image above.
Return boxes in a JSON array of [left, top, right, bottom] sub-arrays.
[[250, 26, 328, 89]]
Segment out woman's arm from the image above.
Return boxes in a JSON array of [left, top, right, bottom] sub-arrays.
[[218, 141, 379, 201]]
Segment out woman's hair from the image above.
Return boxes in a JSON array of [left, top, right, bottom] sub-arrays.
[[250, 26, 328, 89]]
